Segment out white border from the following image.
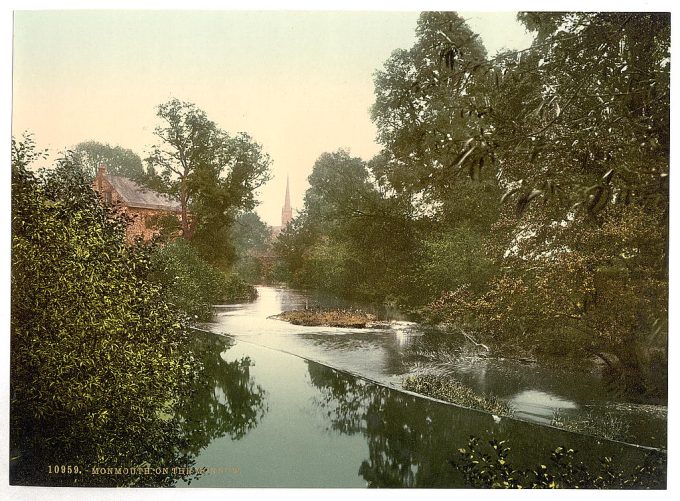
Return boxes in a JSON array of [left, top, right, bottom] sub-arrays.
[[2, 2, 677, 501]]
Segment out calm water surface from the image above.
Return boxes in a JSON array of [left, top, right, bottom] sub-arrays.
[[198, 286, 665, 446], [177, 286, 665, 487], [180, 333, 656, 488]]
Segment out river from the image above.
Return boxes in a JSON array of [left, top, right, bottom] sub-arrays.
[[177, 286, 665, 487]]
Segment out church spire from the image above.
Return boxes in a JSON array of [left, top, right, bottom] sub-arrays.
[[281, 175, 292, 226]]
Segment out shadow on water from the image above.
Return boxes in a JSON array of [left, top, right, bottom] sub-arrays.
[[176, 333, 268, 456], [305, 359, 665, 488]]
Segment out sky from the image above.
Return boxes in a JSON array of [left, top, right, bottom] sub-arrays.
[[12, 10, 534, 226]]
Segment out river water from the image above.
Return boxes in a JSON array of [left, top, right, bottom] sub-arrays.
[[178, 286, 666, 487]]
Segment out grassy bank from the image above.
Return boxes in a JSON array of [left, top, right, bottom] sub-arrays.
[[403, 373, 514, 417]]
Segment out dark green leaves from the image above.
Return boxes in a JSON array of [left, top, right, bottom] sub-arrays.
[[453, 435, 666, 489], [10, 142, 203, 486]]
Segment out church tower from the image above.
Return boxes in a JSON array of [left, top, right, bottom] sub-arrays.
[[281, 175, 292, 227]]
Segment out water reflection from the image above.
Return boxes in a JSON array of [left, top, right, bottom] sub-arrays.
[[203, 286, 665, 448], [177, 332, 268, 458], [179, 337, 662, 488], [308, 360, 457, 487], [510, 390, 579, 424], [304, 359, 665, 488]]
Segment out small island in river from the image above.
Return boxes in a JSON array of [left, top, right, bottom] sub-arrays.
[[273, 308, 390, 329]]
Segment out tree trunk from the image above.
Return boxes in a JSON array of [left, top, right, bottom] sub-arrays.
[[180, 180, 191, 240]]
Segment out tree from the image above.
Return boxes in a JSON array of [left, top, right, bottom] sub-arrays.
[[11, 138, 201, 486], [371, 11, 490, 208], [275, 150, 423, 304], [72, 140, 144, 179], [414, 12, 669, 397], [146, 99, 271, 244], [488, 12, 669, 217], [229, 211, 273, 283]]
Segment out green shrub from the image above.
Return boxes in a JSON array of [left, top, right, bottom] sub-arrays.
[[222, 272, 258, 303], [453, 436, 666, 489], [10, 141, 200, 486], [149, 239, 256, 320]]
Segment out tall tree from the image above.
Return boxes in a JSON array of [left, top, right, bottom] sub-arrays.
[[72, 140, 144, 179], [371, 11, 490, 209], [146, 99, 271, 244], [413, 12, 669, 397]]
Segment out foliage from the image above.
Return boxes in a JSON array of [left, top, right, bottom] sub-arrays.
[[229, 211, 274, 283], [266, 11, 669, 401], [371, 11, 490, 207], [146, 98, 271, 256], [372, 12, 669, 399], [274, 150, 424, 305], [72, 140, 145, 180], [403, 374, 514, 417], [148, 239, 256, 321], [10, 140, 200, 486], [453, 436, 666, 489]]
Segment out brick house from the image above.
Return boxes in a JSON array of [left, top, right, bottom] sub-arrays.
[[93, 164, 184, 242]]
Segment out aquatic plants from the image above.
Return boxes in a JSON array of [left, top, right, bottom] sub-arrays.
[[402, 374, 514, 417], [453, 436, 666, 489]]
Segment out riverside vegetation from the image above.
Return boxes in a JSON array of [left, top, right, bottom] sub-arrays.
[[11, 139, 200, 486], [274, 12, 669, 404], [10, 101, 270, 486]]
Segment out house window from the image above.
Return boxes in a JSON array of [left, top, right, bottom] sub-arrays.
[[104, 191, 112, 204]]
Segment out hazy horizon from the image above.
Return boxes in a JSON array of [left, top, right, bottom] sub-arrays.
[[12, 10, 533, 226]]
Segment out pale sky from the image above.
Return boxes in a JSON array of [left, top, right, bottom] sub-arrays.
[[12, 10, 533, 226]]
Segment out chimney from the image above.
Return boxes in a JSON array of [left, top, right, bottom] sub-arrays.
[[98, 163, 107, 177]]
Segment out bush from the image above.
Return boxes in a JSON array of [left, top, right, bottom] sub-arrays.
[[453, 436, 666, 489], [149, 239, 256, 320], [10, 141, 200, 486]]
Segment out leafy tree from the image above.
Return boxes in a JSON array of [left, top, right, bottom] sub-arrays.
[[371, 11, 490, 208], [146, 98, 271, 245], [275, 150, 423, 304], [10, 138, 200, 486], [492, 12, 669, 215], [412, 12, 669, 398], [229, 211, 274, 283], [72, 140, 144, 179]]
